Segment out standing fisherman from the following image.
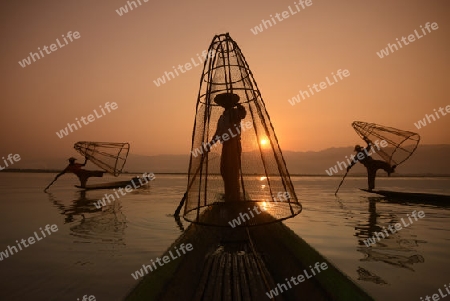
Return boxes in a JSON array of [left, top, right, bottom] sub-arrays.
[[44, 157, 104, 191], [347, 137, 396, 191], [211, 92, 247, 202]]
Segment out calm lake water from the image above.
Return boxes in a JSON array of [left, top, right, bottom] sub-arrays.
[[0, 173, 449, 300]]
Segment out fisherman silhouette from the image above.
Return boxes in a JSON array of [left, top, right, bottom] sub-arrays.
[[45, 157, 105, 191], [211, 92, 247, 202], [347, 137, 396, 192]]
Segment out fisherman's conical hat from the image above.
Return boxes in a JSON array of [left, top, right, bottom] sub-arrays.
[[214, 92, 240, 108]]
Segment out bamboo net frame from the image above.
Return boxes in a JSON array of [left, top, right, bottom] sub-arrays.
[[352, 121, 420, 166], [74, 141, 130, 176], [183, 33, 302, 226]]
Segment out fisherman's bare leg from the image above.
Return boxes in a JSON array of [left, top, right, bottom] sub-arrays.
[[367, 168, 376, 191], [77, 170, 104, 188], [375, 160, 395, 176], [220, 139, 241, 202], [78, 175, 89, 188]]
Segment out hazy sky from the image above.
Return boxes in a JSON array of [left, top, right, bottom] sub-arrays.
[[1, 0, 449, 162]]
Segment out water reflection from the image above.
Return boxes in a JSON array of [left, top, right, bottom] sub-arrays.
[[357, 267, 387, 285], [355, 197, 386, 242], [48, 191, 100, 223], [354, 197, 425, 282], [173, 214, 185, 232], [47, 191, 127, 245]]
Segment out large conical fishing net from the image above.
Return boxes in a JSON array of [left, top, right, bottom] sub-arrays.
[[352, 121, 420, 166], [183, 33, 302, 226], [74, 141, 130, 176]]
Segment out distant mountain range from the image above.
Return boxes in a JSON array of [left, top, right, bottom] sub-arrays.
[[9, 144, 449, 176], [282, 144, 450, 176]]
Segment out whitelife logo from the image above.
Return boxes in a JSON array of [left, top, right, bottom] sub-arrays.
[[152, 50, 216, 87], [0, 224, 59, 261], [265, 261, 328, 298], [18, 31, 81, 68], [287, 69, 350, 106], [93, 173, 155, 209], [0, 153, 21, 171], [363, 210, 425, 247], [77, 295, 96, 301], [325, 139, 387, 176], [420, 283, 450, 301], [228, 192, 291, 228], [115, 0, 149, 16], [55, 102, 118, 139], [191, 121, 253, 158], [376, 22, 439, 59], [130, 243, 193, 280], [250, 0, 313, 35], [414, 105, 450, 129]]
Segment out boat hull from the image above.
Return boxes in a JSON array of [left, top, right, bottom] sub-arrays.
[[361, 189, 450, 206], [75, 177, 151, 190], [126, 206, 374, 301]]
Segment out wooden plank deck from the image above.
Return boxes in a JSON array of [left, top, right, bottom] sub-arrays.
[[193, 243, 284, 301]]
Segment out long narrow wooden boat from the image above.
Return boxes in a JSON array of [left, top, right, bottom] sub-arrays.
[[125, 204, 374, 301], [361, 189, 450, 206], [74, 176, 153, 190]]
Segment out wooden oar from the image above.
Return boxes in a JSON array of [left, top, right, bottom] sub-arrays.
[[174, 157, 206, 217], [334, 170, 349, 196], [44, 175, 60, 192], [174, 140, 217, 217], [174, 192, 188, 217]]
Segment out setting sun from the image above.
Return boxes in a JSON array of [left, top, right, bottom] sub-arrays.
[[260, 138, 269, 146]]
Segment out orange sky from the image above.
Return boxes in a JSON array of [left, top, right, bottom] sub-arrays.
[[1, 0, 449, 161]]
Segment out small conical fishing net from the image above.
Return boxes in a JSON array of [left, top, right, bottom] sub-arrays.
[[352, 121, 420, 166], [74, 141, 130, 176], [183, 33, 302, 226]]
